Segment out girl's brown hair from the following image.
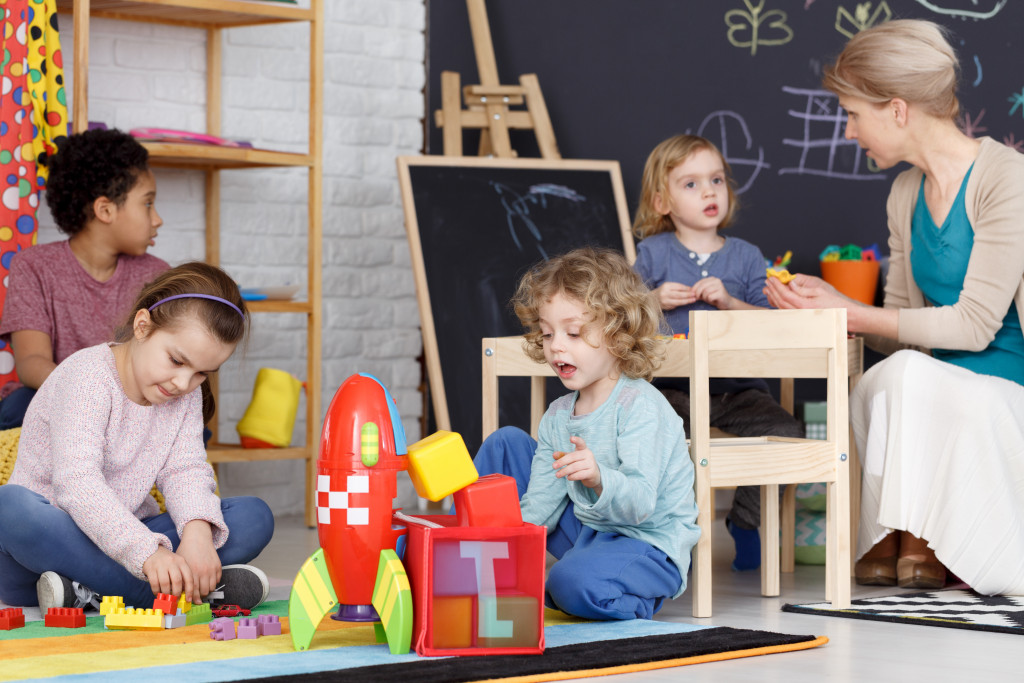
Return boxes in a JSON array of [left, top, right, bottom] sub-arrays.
[[117, 261, 249, 422], [822, 19, 961, 121], [632, 134, 739, 240], [511, 247, 666, 381]]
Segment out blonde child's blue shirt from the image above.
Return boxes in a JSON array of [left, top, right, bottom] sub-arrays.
[[520, 375, 700, 598]]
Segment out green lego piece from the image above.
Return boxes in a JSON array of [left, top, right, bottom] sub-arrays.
[[185, 602, 212, 626]]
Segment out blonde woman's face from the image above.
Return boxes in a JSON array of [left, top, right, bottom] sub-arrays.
[[839, 96, 902, 169]]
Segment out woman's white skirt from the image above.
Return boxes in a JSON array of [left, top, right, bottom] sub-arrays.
[[853, 349, 1024, 595]]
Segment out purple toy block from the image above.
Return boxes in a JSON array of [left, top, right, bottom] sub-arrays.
[[208, 617, 236, 641], [257, 614, 282, 637], [237, 616, 259, 639]]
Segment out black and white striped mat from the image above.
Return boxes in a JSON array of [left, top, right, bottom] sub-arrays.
[[783, 589, 1024, 635]]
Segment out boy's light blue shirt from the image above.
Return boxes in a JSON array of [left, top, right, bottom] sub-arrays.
[[520, 375, 700, 598]]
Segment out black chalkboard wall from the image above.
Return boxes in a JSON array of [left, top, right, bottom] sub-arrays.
[[426, 0, 1023, 279], [398, 157, 633, 452]]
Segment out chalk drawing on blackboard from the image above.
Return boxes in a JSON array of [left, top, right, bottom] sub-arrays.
[[1008, 88, 1024, 118], [688, 110, 770, 194], [972, 55, 983, 86], [960, 109, 988, 137], [725, 0, 794, 56], [491, 181, 587, 259], [778, 87, 887, 181], [835, 2, 892, 38], [1005, 133, 1024, 152], [912, 0, 1006, 20]]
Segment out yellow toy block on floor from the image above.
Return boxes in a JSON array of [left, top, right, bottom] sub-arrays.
[[407, 431, 478, 502], [105, 608, 165, 631]]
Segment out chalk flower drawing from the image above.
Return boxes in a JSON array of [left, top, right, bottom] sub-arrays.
[[835, 2, 892, 38], [725, 0, 793, 56], [1009, 88, 1024, 119], [958, 109, 987, 138], [1003, 133, 1024, 152]]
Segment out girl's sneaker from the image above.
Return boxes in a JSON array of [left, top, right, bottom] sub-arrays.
[[36, 571, 102, 612], [205, 565, 269, 611]]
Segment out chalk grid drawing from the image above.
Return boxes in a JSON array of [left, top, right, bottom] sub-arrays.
[[725, 0, 793, 56], [778, 87, 887, 181], [912, 0, 1007, 20], [835, 2, 892, 38], [687, 110, 770, 194]]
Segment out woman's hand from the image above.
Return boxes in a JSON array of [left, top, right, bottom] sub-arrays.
[[176, 520, 222, 605], [654, 282, 697, 310], [142, 546, 195, 601], [553, 436, 602, 495], [764, 273, 851, 310]]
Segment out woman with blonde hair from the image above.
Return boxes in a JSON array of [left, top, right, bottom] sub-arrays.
[[766, 19, 1024, 594]]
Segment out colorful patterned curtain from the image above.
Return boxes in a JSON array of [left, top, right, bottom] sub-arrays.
[[0, 0, 67, 387]]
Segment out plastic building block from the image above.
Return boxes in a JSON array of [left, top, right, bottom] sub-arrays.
[[209, 617, 236, 641], [453, 473, 523, 527], [177, 594, 192, 613], [237, 616, 259, 639], [163, 613, 187, 629], [430, 596, 473, 649], [105, 607, 165, 631], [45, 607, 86, 628], [370, 549, 413, 655], [185, 603, 212, 626], [257, 614, 282, 637], [406, 430, 478, 502], [0, 607, 25, 630], [288, 548, 339, 652], [99, 596, 125, 616], [153, 593, 178, 616]]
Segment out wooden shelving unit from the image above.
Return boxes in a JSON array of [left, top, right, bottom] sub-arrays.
[[61, 0, 323, 526]]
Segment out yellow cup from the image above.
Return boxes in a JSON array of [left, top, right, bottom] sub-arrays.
[[236, 368, 304, 448]]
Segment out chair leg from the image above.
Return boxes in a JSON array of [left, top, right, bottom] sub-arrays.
[[692, 474, 714, 617], [781, 485, 796, 573], [760, 484, 780, 597]]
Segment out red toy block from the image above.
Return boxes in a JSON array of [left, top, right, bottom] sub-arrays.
[[153, 593, 178, 616], [45, 607, 86, 628], [453, 474, 523, 528], [0, 607, 25, 630]]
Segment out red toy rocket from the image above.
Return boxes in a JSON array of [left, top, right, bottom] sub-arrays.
[[316, 373, 408, 621]]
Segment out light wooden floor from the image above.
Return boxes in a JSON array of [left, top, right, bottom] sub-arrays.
[[258, 513, 1021, 682]]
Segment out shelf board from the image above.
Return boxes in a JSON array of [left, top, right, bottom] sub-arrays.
[[141, 142, 311, 169], [55, 0, 312, 28], [245, 300, 313, 314], [207, 443, 311, 463]]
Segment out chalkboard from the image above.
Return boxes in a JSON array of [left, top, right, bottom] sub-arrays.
[[426, 0, 1024, 279], [398, 156, 633, 453]]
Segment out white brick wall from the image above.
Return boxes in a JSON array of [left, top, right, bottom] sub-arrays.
[[38, 1, 427, 515]]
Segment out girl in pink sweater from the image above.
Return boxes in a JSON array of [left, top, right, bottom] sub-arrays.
[[0, 262, 273, 612]]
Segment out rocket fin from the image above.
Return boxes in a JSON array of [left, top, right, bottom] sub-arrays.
[[288, 548, 339, 651]]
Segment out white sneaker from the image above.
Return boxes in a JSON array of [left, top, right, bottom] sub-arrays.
[[206, 565, 269, 610], [36, 571, 101, 612]]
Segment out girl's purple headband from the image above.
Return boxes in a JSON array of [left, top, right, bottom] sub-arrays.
[[148, 293, 244, 318]]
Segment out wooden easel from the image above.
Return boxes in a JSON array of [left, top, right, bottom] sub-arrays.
[[434, 0, 560, 159]]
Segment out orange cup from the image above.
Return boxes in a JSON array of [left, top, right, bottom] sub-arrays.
[[820, 259, 880, 305]]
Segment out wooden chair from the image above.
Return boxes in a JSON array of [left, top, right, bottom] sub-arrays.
[[687, 308, 852, 617]]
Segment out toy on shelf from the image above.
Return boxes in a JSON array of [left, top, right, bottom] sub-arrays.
[[288, 372, 546, 657], [236, 368, 305, 449]]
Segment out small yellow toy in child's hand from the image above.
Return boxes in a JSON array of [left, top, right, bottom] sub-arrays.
[[766, 267, 796, 284]]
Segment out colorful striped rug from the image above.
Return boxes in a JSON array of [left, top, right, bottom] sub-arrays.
[[1, 601, 826, 682]]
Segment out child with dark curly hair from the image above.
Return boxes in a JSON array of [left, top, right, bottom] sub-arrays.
[[473, 247, 700, 620], [0, 129, 168, 428]]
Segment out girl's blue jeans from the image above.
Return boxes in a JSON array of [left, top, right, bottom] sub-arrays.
[[474, 426, 682, 620], [0, 484, 274, 609]]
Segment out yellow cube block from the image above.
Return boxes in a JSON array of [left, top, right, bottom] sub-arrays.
[[407, 431, 478, 501]]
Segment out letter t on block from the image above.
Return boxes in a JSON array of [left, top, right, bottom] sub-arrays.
[[459, 540, 513, 639]]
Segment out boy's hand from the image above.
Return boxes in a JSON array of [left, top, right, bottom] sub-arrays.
[[142, 546, 195, 601], [553, 436, 602, 495], [654, 282, 697, 311], [176, 520, 222, 605], [692, 277, 734, 310]]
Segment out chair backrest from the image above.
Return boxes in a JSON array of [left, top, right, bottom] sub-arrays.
[[687, 308, 849, 446]]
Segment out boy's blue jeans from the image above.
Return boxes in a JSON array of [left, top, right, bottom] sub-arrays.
[[474, 426, 682, 620], [0, 485, 274, 609]]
